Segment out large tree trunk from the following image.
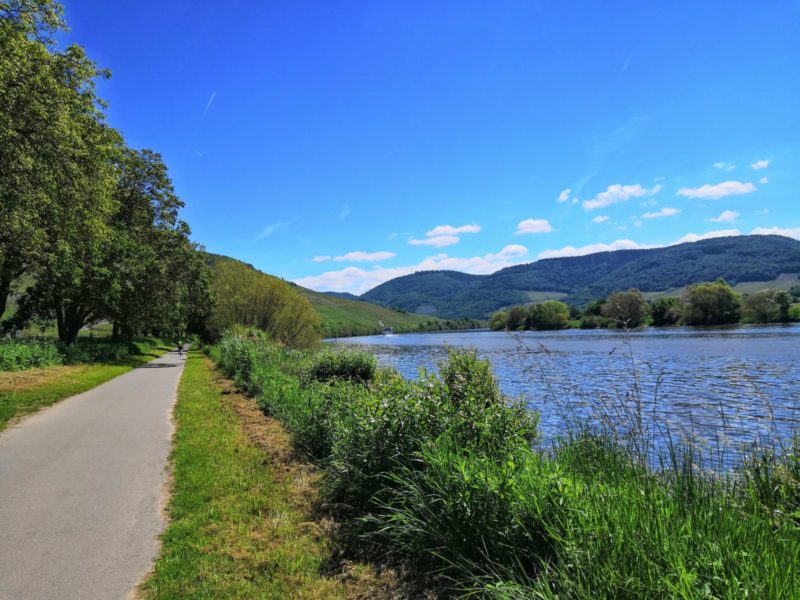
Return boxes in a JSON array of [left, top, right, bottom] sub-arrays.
[[0, 270, 12, 321]]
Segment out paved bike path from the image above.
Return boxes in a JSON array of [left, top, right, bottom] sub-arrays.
[[0, 349, 185, 599]]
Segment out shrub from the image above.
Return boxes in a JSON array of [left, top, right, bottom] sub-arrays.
[[306, 349, 377, 384], [0, 340, 62, 371]]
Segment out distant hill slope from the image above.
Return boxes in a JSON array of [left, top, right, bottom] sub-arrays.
[[361, 235, 800, 318], [208, 254, 441, 337]]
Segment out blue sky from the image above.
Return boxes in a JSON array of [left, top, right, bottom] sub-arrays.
[[62, 1, 800, 294]]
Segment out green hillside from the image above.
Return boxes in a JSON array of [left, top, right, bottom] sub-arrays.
[[361, 235, 800, 318], [208, 254, 460, 337]]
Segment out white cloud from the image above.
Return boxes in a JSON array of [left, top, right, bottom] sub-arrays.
[[425, 224, 481, 236], [295, 245, 530, 294], [409, 235, 460, 247], [751, 227, 800, 240], [751, 159, 770, 170], [713, 161, 735, 172], [582, 183, 662, 210], [333, 251, 396, 262], [676, 181, 756, 200], [557, 188, 572, 203], [408, 223, 480, 247], [538, 228, 744, 260], [708, 210, 739, 223], [538, 239, 648, 259], [592, 215, 610, 224], [312, 255, 331, 262], [515, 218, 554, 234], [642, 207, 680, 219], [672, 229, 740, 244], [759, 177, 769, 184]]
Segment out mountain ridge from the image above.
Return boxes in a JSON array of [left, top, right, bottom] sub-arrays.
[[359, 235, 800, 318]]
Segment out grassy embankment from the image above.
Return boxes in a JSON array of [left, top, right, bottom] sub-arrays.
[[210, 329, 800, 598], [141, 349, 395, 599], [0, 338, 170, 430]]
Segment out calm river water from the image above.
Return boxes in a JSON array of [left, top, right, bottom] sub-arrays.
[[329, 325, 800, 466]]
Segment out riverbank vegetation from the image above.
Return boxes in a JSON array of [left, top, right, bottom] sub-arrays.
[[491, 279, 800, 331], [0, 1, 212, 345], [213, 328, 800, 597], [142, 349, 396, 599]]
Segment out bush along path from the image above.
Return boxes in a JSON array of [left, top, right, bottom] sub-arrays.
[[0, 348, 186, 599], [213, 328, 800, 598], [0, 337, 170, 431], [141, 349, 399, 599]]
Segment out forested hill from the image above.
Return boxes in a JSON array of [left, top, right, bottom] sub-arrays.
[[360, 235, 800, 319], [207, 255, 448, 337]]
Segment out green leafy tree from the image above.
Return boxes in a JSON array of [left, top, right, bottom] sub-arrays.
[[489, 310, 508, 331], [650, 296, 682, 327], [505, 305, 527, 331], [527, 300, 570, 330], [742, 290, 779, 323], [601, 289, 649, 328], [682, 279, 741, 326], [208, 259, 320, 348], [773, 290, 792, 323]]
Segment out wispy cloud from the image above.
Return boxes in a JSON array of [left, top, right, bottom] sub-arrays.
[[340, 205, 351, 220], [751, 159, 770, 170], [713, 161, 735, 172], [312, 255, 331, 262], [582, 183, 662, 210], [592, 215, 610, 224], [314, 251, 396, 263], [759, 177, 769, 184], [409, 235, 460, 247], [557, 188, 572, 203], [256, 218, 296, 240], [708, 210, 739, 223], [677, 181, 756, 200], [515, 219, 553, 234], [642, 207, 680, 219]]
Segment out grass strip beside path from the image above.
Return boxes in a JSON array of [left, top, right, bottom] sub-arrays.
[[0, 341, 171, 431], [141, 351, 394, 599]]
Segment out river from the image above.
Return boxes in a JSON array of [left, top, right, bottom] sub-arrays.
[[328, 325, 800, 467]]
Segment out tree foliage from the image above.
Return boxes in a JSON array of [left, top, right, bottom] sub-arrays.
[[650, 296, 682, 327], [682, 279, 741, 326], [208, 259, 320, 348], [601, 289, 649, 328], [0, 1, 212, 343], [527, 300, 570, 330]]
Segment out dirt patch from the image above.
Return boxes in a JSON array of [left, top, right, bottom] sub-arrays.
[[0, 365, 87, 394], [205, 358, 403, 599]]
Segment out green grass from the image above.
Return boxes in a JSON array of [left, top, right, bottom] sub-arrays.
[[141, 351, 363, 599], [0, 339, 169, 431]]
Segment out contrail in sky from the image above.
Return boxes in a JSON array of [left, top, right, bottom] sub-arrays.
[[201, 91, 216, 118]]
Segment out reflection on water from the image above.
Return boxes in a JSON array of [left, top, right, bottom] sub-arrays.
[[329, 325, 800, 467]]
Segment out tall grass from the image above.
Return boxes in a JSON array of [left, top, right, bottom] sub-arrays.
[[215, 328, 800, 597]]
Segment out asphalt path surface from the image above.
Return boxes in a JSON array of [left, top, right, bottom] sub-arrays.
[[0, 349, 185, 599]]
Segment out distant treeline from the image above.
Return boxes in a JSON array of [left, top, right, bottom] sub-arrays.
[[1, 1, 212, 344], [491, 280, 800, 331], [320, 317, 483, 339]]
